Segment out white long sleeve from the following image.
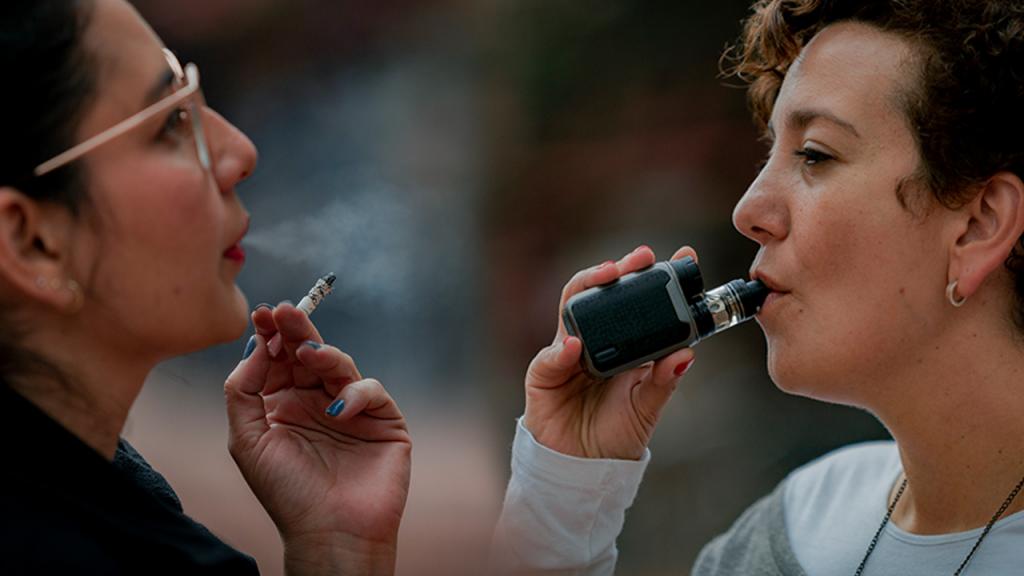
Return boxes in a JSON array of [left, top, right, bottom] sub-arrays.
[[489, 418, 650, 575]]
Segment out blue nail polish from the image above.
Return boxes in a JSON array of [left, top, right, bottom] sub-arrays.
[[242, 335, 257, 360], [253, 303, 275, 312], [302, 340, 322, 350], [326, 398, 345, 417]]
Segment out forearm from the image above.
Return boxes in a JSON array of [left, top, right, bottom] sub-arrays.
[[489, 418, 649, 575], [283, 534, 397, 576]]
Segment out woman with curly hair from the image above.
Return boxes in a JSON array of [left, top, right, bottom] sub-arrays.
[[493, 1, 1024, 574]]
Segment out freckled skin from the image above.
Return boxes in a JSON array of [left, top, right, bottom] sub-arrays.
[[732, 23, 955, 406]]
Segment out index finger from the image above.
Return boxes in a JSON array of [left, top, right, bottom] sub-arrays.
[[270, 303, 324, 360], [554, 245, 657, 342], [251, 304, 278, 339], [670, 245, 699, 263]]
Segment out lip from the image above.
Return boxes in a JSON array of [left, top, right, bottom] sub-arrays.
[[750, 268, 790, 313], [223, 244, 246, 263], [750, 268, 788, 293], [223, 218, 250, 263]]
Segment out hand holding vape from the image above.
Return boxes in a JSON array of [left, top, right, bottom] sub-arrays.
[[562, 257, 767, 379]]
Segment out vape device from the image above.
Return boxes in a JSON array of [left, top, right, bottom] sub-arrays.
[[562, 257, 768, 379]]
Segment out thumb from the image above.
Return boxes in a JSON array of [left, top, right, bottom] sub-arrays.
[[224, 334, 271, 455], [634, 347, 695, 421], [526, 336, 584, 389]]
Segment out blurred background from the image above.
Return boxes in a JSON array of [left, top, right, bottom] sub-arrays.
[[125, 1, 890, 574]]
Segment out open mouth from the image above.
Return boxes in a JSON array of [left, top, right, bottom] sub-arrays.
[[223, 244, 245, 262], [223, 218, 249, 263]]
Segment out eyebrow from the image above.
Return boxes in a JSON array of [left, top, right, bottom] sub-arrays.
[[143, 70, 176, 108], [767, 108, 862, 141]]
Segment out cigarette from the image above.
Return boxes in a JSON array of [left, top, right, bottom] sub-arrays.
[[267, 273, 336, 356], [296, 272, 337, 315]]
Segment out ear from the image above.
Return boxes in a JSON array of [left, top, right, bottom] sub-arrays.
[[0, 187, 80, 311], [950, 172, 1024, 300]]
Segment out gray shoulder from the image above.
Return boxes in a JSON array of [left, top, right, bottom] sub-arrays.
[[692, 442, 898, 576], [692, 482, 806, 576]]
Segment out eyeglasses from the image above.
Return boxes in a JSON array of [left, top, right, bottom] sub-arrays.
[[34, 49, 211, 178]]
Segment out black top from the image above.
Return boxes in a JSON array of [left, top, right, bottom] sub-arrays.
[[0, 385, 259, 575]]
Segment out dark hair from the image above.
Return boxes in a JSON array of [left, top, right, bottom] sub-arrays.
[[726, 0, 1024, 331], [0, 0, 96, 388]]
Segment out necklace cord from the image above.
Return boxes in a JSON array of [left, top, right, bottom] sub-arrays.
[[854, 473, 1024, 576]]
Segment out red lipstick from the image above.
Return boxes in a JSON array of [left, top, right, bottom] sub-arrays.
[[223, 244, 245, 263]]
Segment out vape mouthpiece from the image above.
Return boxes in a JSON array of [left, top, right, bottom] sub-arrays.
[[691, 279, 769, 339]]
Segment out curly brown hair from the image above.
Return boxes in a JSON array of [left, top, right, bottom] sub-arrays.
[[726, 0, 1024, 331]]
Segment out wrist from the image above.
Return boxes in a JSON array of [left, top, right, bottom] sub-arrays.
[[283, 533, 397, 576], [520, 415, 646, 461], [521, 413, 579, 457]]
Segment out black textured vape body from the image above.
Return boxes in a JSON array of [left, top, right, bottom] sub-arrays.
[[562, 261, 699, 379]]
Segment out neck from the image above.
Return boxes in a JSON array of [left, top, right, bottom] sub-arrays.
[[869, 314, 1024, 534], [11, 314, 159, 461]]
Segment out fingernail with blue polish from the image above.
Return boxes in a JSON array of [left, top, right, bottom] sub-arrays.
[[253, 303, 275, 312], [302, 340, 322, 350], [326, 398, 345, 417], [242, 335, 257, 360]]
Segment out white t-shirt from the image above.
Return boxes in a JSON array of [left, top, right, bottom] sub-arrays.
[[786, 441, 1024, 575], [492, 419, 1024, 575]]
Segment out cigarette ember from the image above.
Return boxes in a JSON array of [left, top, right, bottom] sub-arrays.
[[296, 273, 336, 315]]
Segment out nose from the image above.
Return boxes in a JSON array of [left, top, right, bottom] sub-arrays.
[[203, 108, 258, 193], [732, 165, 789, 245]]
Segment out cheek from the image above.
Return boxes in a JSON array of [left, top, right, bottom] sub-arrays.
[[771, 198, 939, 399], [791, 196, 877, 293], [87, 165, 224, 304]]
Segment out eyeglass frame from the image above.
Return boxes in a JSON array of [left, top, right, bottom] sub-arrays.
[[33, 49, 211, 178]]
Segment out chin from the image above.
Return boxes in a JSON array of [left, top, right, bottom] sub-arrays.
[[219, 287, 250, 340], [764, 339, 858, 405], [196, 287, 249, 347]]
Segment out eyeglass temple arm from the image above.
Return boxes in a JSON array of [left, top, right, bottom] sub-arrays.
[[34, 66, 201, 177]]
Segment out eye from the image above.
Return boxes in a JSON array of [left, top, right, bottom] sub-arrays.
[[794, 146, 833, 166], [159, 106, 191, 142]]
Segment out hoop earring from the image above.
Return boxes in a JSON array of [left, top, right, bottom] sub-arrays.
[[946, 279, 967, 308], [65, 279, 84, 314], [36, 276, 84, 313]]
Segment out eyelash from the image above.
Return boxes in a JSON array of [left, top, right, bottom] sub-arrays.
[[159, 107, 191, 141], [755, 146, 835, 173], [793, 147, 833, 165]]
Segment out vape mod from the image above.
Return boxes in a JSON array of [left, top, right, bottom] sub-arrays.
[[562, 257, 768, 379]]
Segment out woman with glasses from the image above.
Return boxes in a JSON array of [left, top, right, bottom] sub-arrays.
[[493, 0, 1024, 574], [0, 1, 410, 574]]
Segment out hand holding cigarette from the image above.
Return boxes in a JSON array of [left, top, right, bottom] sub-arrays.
[[224, 273, 411, 568]]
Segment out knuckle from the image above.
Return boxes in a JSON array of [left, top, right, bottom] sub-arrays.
[[561, 270, 588, 297]]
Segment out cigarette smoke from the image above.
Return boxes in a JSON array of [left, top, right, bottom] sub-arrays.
[[243, 181, 423, 313]]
